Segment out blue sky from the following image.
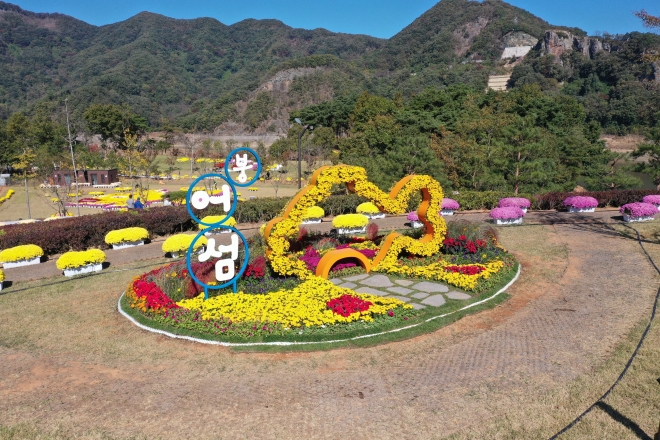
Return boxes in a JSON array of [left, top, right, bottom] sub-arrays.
[[9, 0, 659, 38]]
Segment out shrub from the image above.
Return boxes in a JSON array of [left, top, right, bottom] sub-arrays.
[[198, 216, 236, 229], [0, 207, 194, 256], [620, 202, 658, 218], [490, 207, 525, 220], [356, 202, 380, 215], [563, 196, 598, 209], [498, 197, 531, 209], [441, 198, 460, 210], [303, 206, 325, 220]]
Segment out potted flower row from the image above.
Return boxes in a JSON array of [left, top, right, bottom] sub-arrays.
[[162, 234, 208, 258], [620, 202, 658, 223], [356, 202, 385, 219], [302, 206, 325, 224], [56, 249, 107, 277], [332, 214, 369, 235], [490, 206, 525, 225], [563, 196, 598, 213], [642, 195, 660, 211], [0, 244, 44, 269], [105, 227, 149, 249], [198, 216, 236, 234]]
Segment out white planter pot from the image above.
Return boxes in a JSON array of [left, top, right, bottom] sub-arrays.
[[301, 218, 322, 224], [169, 247, 205, 258], [336, 227, 367, 235], [495, 217, 523, 225], [203, 229, 232, 236], [63, 263, 103, 277], [568, 206, 596, 213], [410, 221, 424, 228], [623, 214, 655, 223], [361, 213, 385, 219], [112, 240, 144, 250], [0, 281, 3, 291], [3, 256, 41, 269], [440, 209, 455, 216]]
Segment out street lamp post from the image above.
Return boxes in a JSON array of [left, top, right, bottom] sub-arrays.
[[295, 118, 312, 189]]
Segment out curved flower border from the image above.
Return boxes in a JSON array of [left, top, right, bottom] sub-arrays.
[[263, 165, 446, 279], [117, 264, 521, 347]]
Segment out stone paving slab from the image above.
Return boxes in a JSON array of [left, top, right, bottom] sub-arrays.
[[395, 280, 414, 286], [354, 287, 388, 296], [360, 274, 393, 288], [447, 291, 472, 300], [338, 282, 357, 289], [343, 274, 370, 281], [387, 286, 413, 295], [412, 281, 449, 293], [421, 294, 447, 307]]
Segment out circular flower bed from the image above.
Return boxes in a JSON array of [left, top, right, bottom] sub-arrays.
[[563, 196, 598, 212]]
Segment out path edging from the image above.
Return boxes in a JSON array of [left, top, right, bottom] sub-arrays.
[[117, 264, 521, 347]]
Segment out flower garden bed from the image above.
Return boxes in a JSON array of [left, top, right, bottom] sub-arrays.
[[119, 165, 520, 350], [105, 227, 149, 249], [56, 249, 106, 276], [620, 203, 657, 223]]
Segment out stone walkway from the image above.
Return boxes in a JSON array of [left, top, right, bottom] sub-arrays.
[[330, 273, 471, 309]]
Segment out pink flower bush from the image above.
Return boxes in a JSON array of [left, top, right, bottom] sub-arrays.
[[441, 198, 460, 210], [406, 211, 419, 222], [620, 202, 658, 218], [642, 195, 660, 205], [563, 196, 598, 209], [490, 206, 525, 220], [498, 197, 530, 209]]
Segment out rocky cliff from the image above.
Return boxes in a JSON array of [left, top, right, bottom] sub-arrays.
[[543, 30, 610, 63]]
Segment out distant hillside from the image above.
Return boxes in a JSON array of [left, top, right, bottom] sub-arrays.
[[0, 0, 657, 133]]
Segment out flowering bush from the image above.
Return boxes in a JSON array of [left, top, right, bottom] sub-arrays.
[[620, 202, 658, 218], [0, 244, 44, 263], [303, 206, 325, 220], [563, 196, 598, 209], [198, 215, 236, 229], [498, 197, 530, 209], [406, 211, 420, 222], [327, 294, 372, 317], [177, 276, 411, 328], [332, 214, 369, 229], [443, 235, 488, 255], [0, 268, 4, 282], [441, 198, 460, 210], [356, 202, 381, 215], [162, 234, 208, 253], [244, 255, 267, 279], [642, 195, 660, 205], [126, 275, 180, 314], [105, 227, 149, 245], [56, 249, 106, 270], [490, 207, 525, 220]]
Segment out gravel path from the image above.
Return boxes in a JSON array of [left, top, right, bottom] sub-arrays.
[[0, 210, 657, 439]]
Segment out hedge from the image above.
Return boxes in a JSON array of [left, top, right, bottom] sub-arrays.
[[0, 207, 194, 256]]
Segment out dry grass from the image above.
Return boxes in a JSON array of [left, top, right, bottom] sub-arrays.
[[0, 223, 658, 439]]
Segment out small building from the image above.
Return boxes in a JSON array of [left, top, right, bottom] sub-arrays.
[[51, 169, 119, 186]]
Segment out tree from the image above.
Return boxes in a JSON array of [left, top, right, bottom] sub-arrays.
[[635, 9, 660, 31], [632, 126, 660, 186], [14, 149, 36, 219], [83, 104, 148, 152]]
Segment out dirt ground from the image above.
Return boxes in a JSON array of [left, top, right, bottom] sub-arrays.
[[0, 214, 659, 439]]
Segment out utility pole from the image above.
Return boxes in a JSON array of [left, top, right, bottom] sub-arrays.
[[65, 99, 81, 217], [294, 118, 312, 189], [23, 148, 31, 219]]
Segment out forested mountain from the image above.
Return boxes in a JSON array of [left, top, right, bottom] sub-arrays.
[[0, 0, 658, 133]]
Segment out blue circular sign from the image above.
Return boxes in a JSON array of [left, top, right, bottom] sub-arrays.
[[224, 147, 262, 188], [185, 173, 238, 228], [185, 226, 250, 298]]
